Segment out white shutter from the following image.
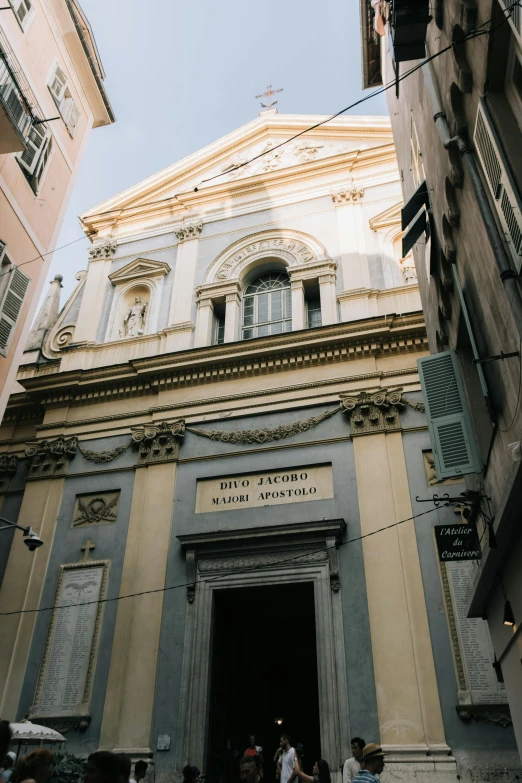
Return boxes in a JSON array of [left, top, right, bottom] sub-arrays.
[[31, 134, 52, 192], [418, 350, 482, 479], [474, 99, 522, 272], [49, 65, 67, 104], [0, 266, 30, 356], [18, 124, 46, 175], [0, 241, 6, 265], [65, 100, 80, 136]]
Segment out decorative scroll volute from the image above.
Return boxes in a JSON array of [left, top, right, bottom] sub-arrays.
[[25, 437, 78, 478], [340, 388, 424, 434], [131, 420, 185, 464]]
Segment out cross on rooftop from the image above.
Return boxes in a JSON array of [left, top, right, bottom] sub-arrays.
[[255, 84, 284, 111], [81, 539, 96, 561]]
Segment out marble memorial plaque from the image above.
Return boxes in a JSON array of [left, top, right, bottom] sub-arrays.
[[445, 561, 506, 705], [196, 464, 334, 513], [31, 562, 108, 719]]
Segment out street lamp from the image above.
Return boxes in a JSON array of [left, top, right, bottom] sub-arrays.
[[0, 515, 44, 551]]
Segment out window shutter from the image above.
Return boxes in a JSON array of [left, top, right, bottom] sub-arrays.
[[417, 350, 482, 479], [66, 101, 80, 136], [474, 99, 522, 272], [31, 134, 52, 192], [0, 266, 30, 356], [49, 65, 67, 104], [19, 124, 46, 174]]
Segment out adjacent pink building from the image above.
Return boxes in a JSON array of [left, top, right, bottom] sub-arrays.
[[0, 0, 114, 417]]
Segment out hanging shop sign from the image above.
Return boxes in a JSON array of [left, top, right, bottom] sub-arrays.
[[434, 523, 482, 561]]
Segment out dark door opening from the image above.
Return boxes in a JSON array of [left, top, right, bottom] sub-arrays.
[[207, 582, 320, 783]]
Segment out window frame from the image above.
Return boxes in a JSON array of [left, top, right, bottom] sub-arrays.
[[17, 124, 53, 194], [241, 272, 292, 340], [306, 297, 322, 329], [47, 62, 81, 137], [213, 311, 225, 345], [10, 0, 35, 32]]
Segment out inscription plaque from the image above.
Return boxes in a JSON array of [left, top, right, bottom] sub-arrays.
[[444, 561, 506, 705], [31, 562, 108, 720], [196, 464, 334, 513]]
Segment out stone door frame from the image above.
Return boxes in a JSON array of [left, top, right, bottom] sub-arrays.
[[176, 520, 349, 780]]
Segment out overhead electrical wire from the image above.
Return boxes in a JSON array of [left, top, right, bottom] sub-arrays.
[[0, 505, 444, 618]]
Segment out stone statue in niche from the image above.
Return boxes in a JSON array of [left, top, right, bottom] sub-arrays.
[[123, 296, 148, 337]]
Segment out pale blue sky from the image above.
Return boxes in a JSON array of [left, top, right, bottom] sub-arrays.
[[49, 0, 388, 302]]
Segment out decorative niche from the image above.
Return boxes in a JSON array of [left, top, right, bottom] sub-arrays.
[[105, 258, 170, 342]]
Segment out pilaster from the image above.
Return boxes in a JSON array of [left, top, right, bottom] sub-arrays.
[[319, 272, 338, 325], [168, 221, 203, 332], [73, 240, 117, 344], [194, 298, 214, 348], [331, 185, 371, 293], [345, 393, 447, 751], [99, 422, 183, 753], [224, 292, 241, 343], [290, 279, 305, 331]]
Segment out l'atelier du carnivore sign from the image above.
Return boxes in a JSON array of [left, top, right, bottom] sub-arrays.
[[195, 464, 334, 513], [434, 524, 482, 561]]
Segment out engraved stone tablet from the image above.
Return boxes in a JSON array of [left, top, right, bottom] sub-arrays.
[[31, 561, 108, 719], [195, 464, 334, 513], [443, 560, 506, 705]]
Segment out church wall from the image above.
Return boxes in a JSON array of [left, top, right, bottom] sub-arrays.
[[17, 462, 137, 754]]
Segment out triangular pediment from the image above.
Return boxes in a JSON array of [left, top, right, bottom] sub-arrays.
[[109, 258, 171, 285], [369, 201, 403, 230], [80, 113, 395, 225]]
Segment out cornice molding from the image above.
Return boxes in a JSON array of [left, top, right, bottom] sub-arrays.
[[14, 315, 428, 409]]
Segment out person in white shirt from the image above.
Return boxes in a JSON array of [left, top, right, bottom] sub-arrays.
[[277, 735, 296, 783], [342, 737, 365, 783]]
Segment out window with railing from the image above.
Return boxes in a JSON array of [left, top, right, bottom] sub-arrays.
[[242, 273, 292, 340], [0, 55, 32, 142]]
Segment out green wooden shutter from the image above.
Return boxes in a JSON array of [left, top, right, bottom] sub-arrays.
[[417, 350, 482, 479], [0, 266, 30, 356]]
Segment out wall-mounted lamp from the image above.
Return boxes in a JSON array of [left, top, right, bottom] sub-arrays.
[[275, 718, 284, 726]]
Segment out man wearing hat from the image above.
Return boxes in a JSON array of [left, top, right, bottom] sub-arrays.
[[352, 744, 386, 783]]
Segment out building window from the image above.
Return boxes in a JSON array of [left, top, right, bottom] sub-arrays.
[[306, 297, 322, 329], [242, 272, 292, 340], [17, 124, 52, 193], [0, 262, 30, 357], [214, 311, 225, 345], [48, 64, 80, 136], [11, 0, 35, 30]]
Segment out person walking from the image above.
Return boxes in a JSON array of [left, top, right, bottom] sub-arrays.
[[277, 736, 295, 783], [352, 745, 386, 783], [243, 736, 263, 760], [294, 758, 330, 783], [342, 737, 365, 783]]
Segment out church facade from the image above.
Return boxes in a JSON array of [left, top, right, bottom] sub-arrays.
[[0, 113, 519, 782]]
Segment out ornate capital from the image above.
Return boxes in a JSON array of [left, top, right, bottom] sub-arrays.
[[175, 221, 203, 242], [25, 437, 78, 478], [88, 238, 117, 260], [131, 420, 185, 464], [340, 388, 417, 434], [331, 186, 365, 204]]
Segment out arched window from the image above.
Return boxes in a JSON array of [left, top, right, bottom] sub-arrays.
[[242, 272, 292, 339]]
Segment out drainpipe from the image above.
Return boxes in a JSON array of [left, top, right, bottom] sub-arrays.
[[422, 57, 522, 338]]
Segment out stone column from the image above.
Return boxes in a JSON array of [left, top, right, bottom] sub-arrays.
[[224, 292, 241, 343], [290, 279, 305, 331], [0, 437, 77, 718], [167, 222, 202, 351], [100, 423, 183, 753], [342, 391, 447, 755], [331, 186, 372, 307], [73, 239, 117, 344], [319, 272, 338, 325], [194, 298, 214, 348]]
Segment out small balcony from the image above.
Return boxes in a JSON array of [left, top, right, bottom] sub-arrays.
[[391, 0, 431, 63], [0, 29, 43, 154]]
